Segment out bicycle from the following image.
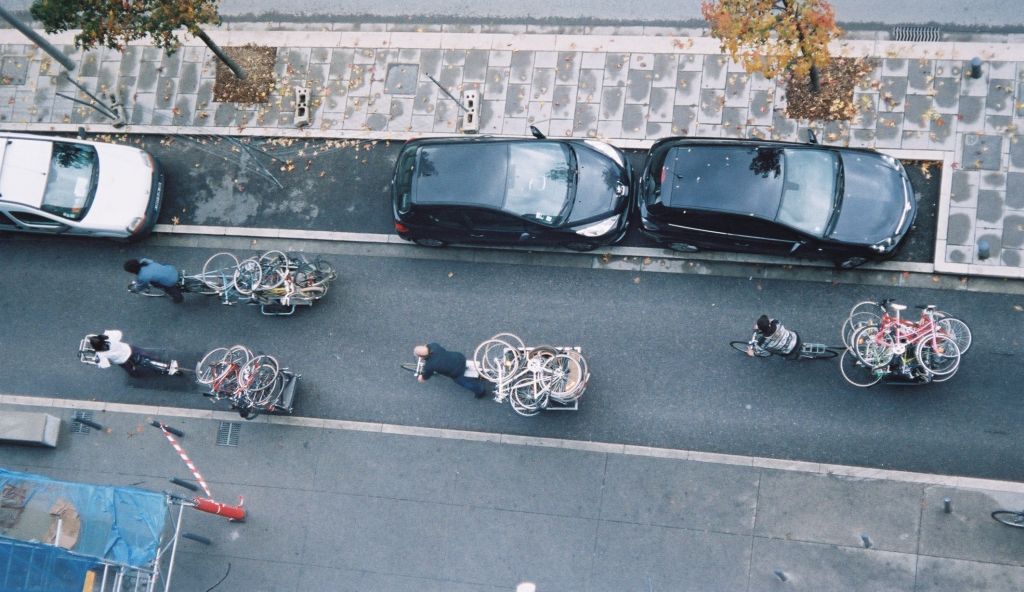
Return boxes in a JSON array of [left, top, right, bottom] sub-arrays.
[[850, 303, 961, 377], [130, 251, 337, 315], [992, 509, 1024, 528], [403, 333, 589, 417], [729, 339, 842, 360], [196, 345, 300, 419], [842, 299, 972, 355]]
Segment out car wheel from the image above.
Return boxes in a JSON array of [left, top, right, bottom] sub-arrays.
[[669, 242, 699, 253], [564, 242, 597, 252], [413, 238, 447, 247], [838, 256, 868, 269]]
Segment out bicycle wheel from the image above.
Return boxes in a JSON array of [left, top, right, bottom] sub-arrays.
[[937, 317, 972, 355], [182, 276, 219, 295], [196, 347, 230, 384], [851, 325, 895, 368], [799, 343, 840, 360], [473, 338, 522, 382], [915, 335, 960, 376], [201, 252, 240, 291], [233, 258, 262, 295], [240, 355, 280, 394], [129, 280, 165, 297], [730, 341, 770, 357], [540, 353, 586, 401], [839, 349, 883, 388], [842, 311, 882, 349], [993, 510, 1024, 528], [257, 251, 289, 289]]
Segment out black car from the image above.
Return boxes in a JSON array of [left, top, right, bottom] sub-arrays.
[[392, 131, 632, 251], [636, 135, 917, 268]]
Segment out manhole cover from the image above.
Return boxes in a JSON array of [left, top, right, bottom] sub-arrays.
[[216, 421, 240, 446], [70, 411, 94, 434]]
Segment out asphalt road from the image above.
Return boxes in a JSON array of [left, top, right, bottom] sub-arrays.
[[2, 237, 1022, 480], [129, 134, 938, 264], [4, 1, 1023, 31]]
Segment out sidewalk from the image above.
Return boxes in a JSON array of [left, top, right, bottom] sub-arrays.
[[0, 25, 1022, 280], [3, 395, 1024, 591]]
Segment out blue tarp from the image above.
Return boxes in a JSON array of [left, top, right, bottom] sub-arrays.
[[0, 468, 169, 590]]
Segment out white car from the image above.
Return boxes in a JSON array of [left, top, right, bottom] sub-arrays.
[[0, 132, 164, 240]]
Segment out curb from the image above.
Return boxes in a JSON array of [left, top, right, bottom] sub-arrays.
[[4, 394, 1022, 492]]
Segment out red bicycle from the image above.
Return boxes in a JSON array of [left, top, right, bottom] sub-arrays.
[[850, 302, 961, 379]]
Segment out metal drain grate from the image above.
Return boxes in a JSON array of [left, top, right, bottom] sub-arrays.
[[892, 25, 941, 42], [70, 411, 94, 434], [216, 421, 240, 446]]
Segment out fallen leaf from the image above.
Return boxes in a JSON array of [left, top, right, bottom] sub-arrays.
[[633, 277, 641, 284], [1014, 304, 1023, 312]]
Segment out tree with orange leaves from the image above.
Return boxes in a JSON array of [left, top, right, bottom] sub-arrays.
[[701, 0, 841, 92]]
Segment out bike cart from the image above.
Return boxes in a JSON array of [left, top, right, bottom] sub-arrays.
[[195, 345, 300, 419], [472, 333, 589, 417]]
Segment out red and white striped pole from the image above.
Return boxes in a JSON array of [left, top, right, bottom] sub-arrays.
[[153, 422, 247, 522]]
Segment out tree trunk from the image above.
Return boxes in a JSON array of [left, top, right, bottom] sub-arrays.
[[809, 64, 821, 93], [194, 28, 246, 80]]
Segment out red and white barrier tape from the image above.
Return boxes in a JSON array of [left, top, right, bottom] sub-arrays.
[[155, 424, 212, 498]]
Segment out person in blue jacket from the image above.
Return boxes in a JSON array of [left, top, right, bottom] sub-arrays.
[[124, 258, 183, 303]]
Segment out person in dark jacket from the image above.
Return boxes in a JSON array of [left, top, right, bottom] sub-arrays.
[[124, 258, 183, 303], [413, 343, 489, 398]]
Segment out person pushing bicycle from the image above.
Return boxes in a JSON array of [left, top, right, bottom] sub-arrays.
[[747, 315, 802, 359], [413, 343, 490, 398], [125, 258, 183, 303]]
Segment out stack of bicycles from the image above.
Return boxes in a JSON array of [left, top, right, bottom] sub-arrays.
[[472, 333, 589, 417], [195, 345, 300, 419], [131, 250, 336, 315], [839, 300, 972, 387]]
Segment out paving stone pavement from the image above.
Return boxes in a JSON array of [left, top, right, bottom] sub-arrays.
[[4, 399, 1024, 591], [1, 27, 1023, 279]]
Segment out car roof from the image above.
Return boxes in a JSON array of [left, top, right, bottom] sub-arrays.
[[0, 137, 52, 209], [663, 145, 783, 219], [410, 142, 509, 208]]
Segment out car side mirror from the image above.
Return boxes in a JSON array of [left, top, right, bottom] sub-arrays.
[[519, 232, 532, 241], [806, 129, 818, 144], [529, 126, 546, 140]]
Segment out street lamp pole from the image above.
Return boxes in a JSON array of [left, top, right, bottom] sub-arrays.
[[0, 6, 75, 72]]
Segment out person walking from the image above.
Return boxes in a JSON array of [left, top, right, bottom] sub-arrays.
[[124, 258, 183, 303], [413, 343, 490, 398]]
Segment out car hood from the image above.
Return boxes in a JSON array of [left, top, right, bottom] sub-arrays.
[[829, 153, 912, 245], [566, 146, 625, 224], [81, 144, 154, 231]]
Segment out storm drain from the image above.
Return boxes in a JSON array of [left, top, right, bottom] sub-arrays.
[[216, 421, 241, 447], [70, 411, 94, 434], [892, 25, 941, 42]]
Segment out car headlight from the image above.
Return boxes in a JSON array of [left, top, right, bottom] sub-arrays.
[[574, 215, 620, 237], [127, 217, 145, 234], [139, 151, 154, 170], [583, 140, 626, 168], [871, 237, 894, 253]]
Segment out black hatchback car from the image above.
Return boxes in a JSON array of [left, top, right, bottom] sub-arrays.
[[392, 133, 632, 251], [637, 136, 917, 268]]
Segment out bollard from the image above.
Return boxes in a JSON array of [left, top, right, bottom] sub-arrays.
[[461, 89, 480, 134], [860, 534, 873, 549], [977, 239, 990, 260], [968, 57, 983, 79], [74, 417, 104, 431], [773, 570, 788, 582], [944, 498, 953, 514], [170, 477, 199, 492], [294, 86, 311, 128], [151, 420, 184, 438]]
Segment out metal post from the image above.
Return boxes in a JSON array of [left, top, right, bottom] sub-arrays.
[[193, 29, 246, 80], [944, 498, 953, 513], [977, 239, 990, 260], [0, 6, 76, 72], [162, 503, 186, 592], [968, 57, 983, 79]]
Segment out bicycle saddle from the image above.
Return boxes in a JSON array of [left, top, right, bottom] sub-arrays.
[[889, 303, 907, 311], [914, 304, 936, 310]]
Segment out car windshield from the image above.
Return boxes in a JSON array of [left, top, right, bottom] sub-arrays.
[[42, 142, 98, 221], [502, 143, 574, 226], [775, 149, 838, 237]]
